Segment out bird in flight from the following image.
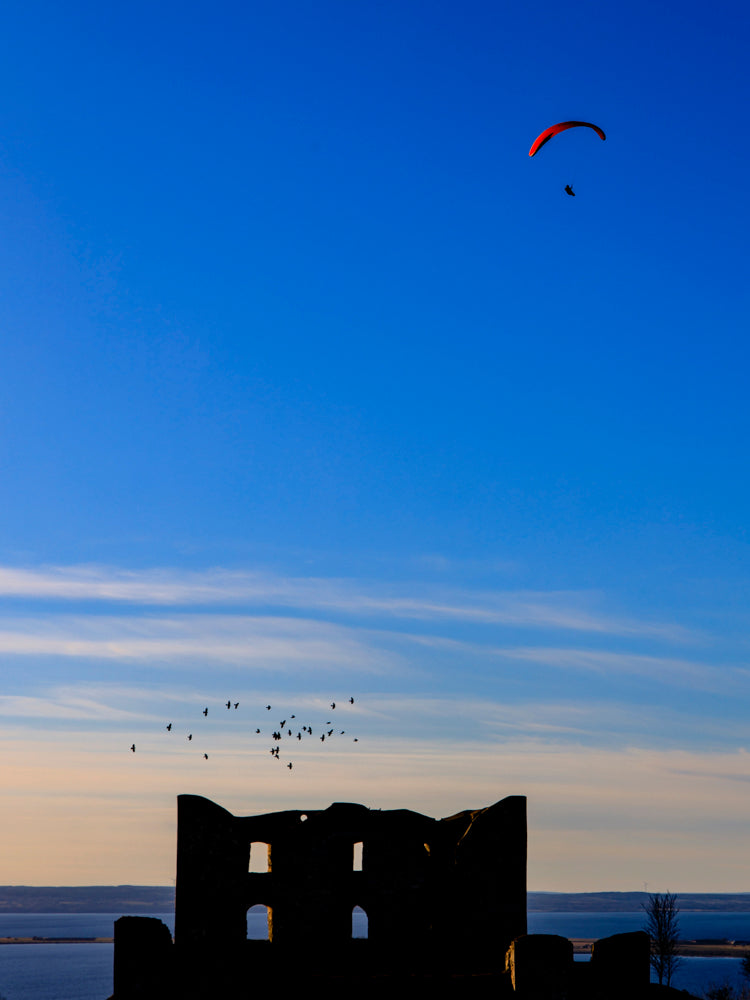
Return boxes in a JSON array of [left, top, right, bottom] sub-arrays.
[[564, 184, 575, 196], [165, 693, 363, 765], [130, 744, 136, 752]]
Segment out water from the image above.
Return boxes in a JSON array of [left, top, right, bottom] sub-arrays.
[[675, 957, 749, 997], [0, 912, 747, 999], [0, 915, 173, 1000], [528, 910, 750, 942], [0, 913, 174, 939], [0, 943, 112, 1000]]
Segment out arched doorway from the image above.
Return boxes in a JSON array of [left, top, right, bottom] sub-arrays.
[[246, 904, 271, 940], [352, 905, 368, 939]]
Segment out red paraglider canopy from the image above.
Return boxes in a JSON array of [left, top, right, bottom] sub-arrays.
[[529, 121, 606, 157]]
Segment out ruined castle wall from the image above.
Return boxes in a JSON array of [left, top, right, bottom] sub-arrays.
[[168, 793, 526, 981]]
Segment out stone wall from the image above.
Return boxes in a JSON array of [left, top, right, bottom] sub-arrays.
[[112, 793, 527, 997]]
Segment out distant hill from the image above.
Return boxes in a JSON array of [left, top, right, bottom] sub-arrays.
[[2, 886, 749, 914], [0, 886, 174, 913], [528, 892, 750, 912]]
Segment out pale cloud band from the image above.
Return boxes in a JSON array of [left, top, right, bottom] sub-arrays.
[[0, 614, 389, 669], [0, 559, 741, 889], [0, 563, 694, 640]]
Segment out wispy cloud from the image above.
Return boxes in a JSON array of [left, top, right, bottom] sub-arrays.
[[668, 768, 750, 785], [394, 632, 731, 694], [0, 613, 395, 670], [491, 646, 726, 688], [0, 563, 694, 641], [0, 692, 143, 721]]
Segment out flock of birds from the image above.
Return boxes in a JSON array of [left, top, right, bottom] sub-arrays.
[[129, 696, 359, 771]]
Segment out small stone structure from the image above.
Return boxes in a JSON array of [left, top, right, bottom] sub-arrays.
[[505, 933, 575, 997], [112, 793, 527, 998], [505, 930, 650, 999]]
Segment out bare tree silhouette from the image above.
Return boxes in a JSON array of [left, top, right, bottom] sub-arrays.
[[642, 891, 682, 987]]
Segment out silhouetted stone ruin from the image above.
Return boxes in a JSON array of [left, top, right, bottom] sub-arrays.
[[112, 793, 525, 997], [109, 794, 655, 998]]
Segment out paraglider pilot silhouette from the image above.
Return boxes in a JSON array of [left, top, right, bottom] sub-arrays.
[[529, 121, 605, 196]]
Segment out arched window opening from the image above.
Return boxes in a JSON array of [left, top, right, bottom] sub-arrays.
[[352, 905, 368, 939], [353, 841, 363, 871], [249, 841, 271, 873], [247, 904, 271, 940]]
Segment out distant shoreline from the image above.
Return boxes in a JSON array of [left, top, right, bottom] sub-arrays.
[[0, 937, 747, 958], [3, 887, 750, 914], [0, 937, 114, 945], [571, 939, 750, 957]]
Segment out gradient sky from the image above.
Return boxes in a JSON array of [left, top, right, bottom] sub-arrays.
[[1, 0, 749, 891]]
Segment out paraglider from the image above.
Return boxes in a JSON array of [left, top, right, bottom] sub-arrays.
[[529, 121, 606, 157]]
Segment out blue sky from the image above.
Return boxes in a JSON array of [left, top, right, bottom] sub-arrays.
[[1, 0, 750, 889]]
